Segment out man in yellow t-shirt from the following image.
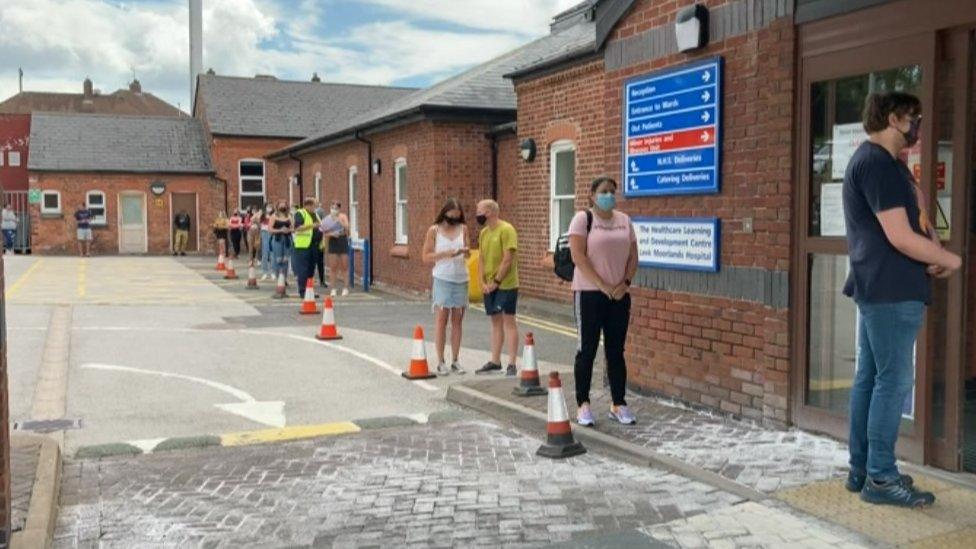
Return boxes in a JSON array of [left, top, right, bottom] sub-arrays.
[[475, 199, 519, 376]]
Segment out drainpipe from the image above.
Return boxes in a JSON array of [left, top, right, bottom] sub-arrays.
[[288, 152, 304, 202], [485, 132, 499, 200], [214, 175, 229, 213], [354, 131, 374, 282]]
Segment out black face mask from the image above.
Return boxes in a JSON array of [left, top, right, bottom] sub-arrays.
[[445, 217, 462, 225], [901, 117, 921, 148], [476, 214, 488, 226], [278, 207, 287, 213]]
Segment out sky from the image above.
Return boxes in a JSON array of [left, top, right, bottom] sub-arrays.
[[0, 0, 582, 112]]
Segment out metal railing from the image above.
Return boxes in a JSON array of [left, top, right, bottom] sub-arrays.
[[1, 192, 30, 254]]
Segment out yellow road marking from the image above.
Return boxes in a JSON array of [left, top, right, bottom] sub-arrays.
[[470, 304, 577, 338], [220, 421, 361, 446], [4, 258, 44, 299]]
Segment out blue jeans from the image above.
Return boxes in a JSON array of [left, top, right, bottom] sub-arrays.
[[2, 229, 14, 251], [291, 247, 314, 294], [260, 231, 272, 274], [848, 301, 924, 482], [270, 237, 291, 279]]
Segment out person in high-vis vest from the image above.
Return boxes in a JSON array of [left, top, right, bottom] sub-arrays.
[[292, 198, 321, 295]]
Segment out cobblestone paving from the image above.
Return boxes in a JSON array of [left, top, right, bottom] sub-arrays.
[[468, 375, 851, 494], [10, 437, 41, 532], [54, 420, 744, 548]]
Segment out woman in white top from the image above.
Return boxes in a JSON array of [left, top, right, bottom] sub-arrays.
[[1, 203, 17, 254], [422, 198, 470, 375]]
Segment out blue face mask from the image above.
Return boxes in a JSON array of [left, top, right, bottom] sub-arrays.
[[594, 192, 616, 211]]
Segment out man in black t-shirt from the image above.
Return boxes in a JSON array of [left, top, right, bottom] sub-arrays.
[[842, 92, 960, 508], [173, 210, 191, 256], [74, 204, 93, 257]]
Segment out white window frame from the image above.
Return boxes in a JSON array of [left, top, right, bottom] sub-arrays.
[[8, 151, 21, 167], [550, 140, 577, 250], [0, 151, 5, 167], [238, 159, 265, 211], [394, 158, 408, 244], [41, 190, 61, 215], [314, 172, 322, 203], [348, 166, 359, 239], [86, 190, 107, 225]]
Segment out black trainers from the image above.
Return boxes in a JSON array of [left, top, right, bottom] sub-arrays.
[[505, 364, 517, 377], [860, 477, 934, 508], [475, 362, 502, 375], [846, 471, 914, 493]]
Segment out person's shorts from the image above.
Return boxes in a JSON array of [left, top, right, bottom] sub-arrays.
[[484, 288, 518, 316], [76, 228, 93, 241], [432, 278, 468, 310], [327, 235, 349, 255]]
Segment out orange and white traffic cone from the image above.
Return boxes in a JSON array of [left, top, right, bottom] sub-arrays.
[[315, 298, 342, 340], [244, 260, 259, 289], [272, 272, 286, 299], [537, 372, 586, 459], [215, 241, 226, 271], [513, 332, 546, 397], [402, 325, 436, 380], [223, 258, 238, 280], [299, 279, 318, 315]]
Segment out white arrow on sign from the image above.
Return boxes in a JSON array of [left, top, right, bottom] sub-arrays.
[[701, 130, 711, 142], [701, 110, 711, 123], [630, 160, 639, 172], [702, 70, 711, 82], [81, 363, 286, 428], [701, 90, 711, 102], [629, 177, 637, 190]]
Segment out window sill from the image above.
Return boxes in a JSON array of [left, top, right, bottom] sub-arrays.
[[40, 213, 63, 219], [390, 245, 409, 258]]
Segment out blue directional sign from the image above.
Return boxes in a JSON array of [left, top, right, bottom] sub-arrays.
[[623, 57, 722, 197]]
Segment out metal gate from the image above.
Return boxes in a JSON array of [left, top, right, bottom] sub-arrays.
[[1, 192, 30, 254]]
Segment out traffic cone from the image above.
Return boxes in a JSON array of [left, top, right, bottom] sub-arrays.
[[223, 258, 238, 280], [513, 332, 546, 397], [315, 298, 342, 340], [272, 272, 286, 299], [215, 241, 226, 271], [299, 279, 318, 315], [402, 325, 436, 380], [537, 372, 586, 459], [244, 261, 259, 289]]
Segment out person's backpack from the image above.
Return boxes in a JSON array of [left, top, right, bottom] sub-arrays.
[[553, 210, 592, 282]]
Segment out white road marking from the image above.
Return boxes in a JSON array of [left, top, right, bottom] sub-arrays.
[[80, 362, 287, 427], [130, 438, 166, 453]]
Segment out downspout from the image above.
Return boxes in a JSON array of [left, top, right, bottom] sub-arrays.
[[214, 175, 229, 213], [288, 152, 304, 202], [354, 131, 374, 282], [485, 132, 498, 200]]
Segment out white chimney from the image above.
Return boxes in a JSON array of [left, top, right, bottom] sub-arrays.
[[189, 0, 203, 112]]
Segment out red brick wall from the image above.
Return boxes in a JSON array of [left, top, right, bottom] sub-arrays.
[[209, 136, 295, 212], [282, 120, 501, 293], [512, 1, 796, 424], [29, 173, 219, 254], [0, 114, 30, 192], [496, 133, 518, 216]]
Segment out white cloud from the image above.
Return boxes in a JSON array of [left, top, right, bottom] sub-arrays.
[[0, 0, 569, 109]]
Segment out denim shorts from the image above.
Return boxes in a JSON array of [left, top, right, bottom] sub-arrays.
[[76, 228, 93, 241], [484, 288, 518, 316], [432, 278, 468, 310]]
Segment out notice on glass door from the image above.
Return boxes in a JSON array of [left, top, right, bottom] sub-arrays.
[[819, 183, 846, 237]]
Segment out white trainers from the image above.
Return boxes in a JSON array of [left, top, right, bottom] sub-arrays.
[[260, 274, 269, 281], [436, 362, 450, 376], [341, 288, 349, 297], [330, 289, 337, 297]]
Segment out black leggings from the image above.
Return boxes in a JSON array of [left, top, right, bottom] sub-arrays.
[[574, 291, 631, 407], [229, 229, 243, 257]]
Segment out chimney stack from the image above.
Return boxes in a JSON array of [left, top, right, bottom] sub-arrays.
[[129, 79, 142, 93], [311, 72, 321, 82], [83, 77, 93, 98]]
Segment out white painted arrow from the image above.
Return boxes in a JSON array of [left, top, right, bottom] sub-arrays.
[[630, 160, 639, 172], [701, 130, 711, 142], [629, 177, 637, 190], [701, 90, 711, 102], [702, 70, 711, 82], [81, 363, 286, 428], [701, 110, 711, 123]]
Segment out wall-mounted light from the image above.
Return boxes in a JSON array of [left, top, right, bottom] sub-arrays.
[[372, 159, 382, 175], [676, 4, 709, 53], [519, 138, 536, 162]]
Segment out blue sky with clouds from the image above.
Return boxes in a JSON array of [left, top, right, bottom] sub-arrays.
[[0, 0, 580, 111]]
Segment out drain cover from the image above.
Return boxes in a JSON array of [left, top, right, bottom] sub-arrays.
[[13, 418, 83, 433]]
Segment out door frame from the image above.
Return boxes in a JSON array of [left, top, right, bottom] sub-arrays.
[[117, 191, 148, 254]]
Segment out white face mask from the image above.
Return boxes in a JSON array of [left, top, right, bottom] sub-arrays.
[[330, 207, 339, 216]]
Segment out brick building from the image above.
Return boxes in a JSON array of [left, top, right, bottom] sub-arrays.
[[0, 114, 30, 192], [27, 113, 215, 254], [192, 73, 416, 216]]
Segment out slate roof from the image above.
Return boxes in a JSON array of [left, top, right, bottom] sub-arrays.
[[0, 89, 183, 117], [275, 18, 597, 157], [194, 75, 417, 138], [28, 113, 213, 173]]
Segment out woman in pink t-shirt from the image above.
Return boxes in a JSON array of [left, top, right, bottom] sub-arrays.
[[567, 176, 638, 427]]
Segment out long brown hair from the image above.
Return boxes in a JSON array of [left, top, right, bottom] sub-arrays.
[[434, 198, 465, 225]]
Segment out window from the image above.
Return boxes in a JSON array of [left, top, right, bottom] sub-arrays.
[[8, 151, 21, 167], [0, 151, 4, 167], [86, 191, 106, 225], [314, 172, 322, 203], [348, 167, 359, 239], [394, 159, 408, 244], [239, 159, 265, 210], [550, 140, 576, 250], [41, 191, 61, 215]]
